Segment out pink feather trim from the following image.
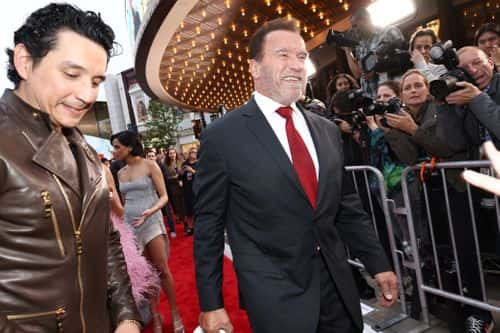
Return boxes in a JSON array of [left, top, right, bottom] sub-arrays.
[[111, 213, 160, 305]]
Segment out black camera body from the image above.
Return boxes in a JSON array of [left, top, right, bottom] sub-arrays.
[[326, 29, 360, 48], [429, 41, 477, 101], [334, 89, 373, 113], [372, 98, 404, 128], [364, 97, 403, 117], [334, 111, 367, 132], [333, 90, 404, 129], [361, 40, 413, 76]]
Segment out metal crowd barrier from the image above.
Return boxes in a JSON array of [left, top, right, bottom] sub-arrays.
[[400, 160, 500, 325], [345, 165, 407, 315]]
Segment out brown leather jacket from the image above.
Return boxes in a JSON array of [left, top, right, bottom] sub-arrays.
[[0, 90, 140, 332]]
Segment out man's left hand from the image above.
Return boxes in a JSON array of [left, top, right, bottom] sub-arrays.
[[374, 271, 398, 307], [445, 81, 482, 105]]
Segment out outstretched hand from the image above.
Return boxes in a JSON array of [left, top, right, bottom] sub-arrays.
[[463, 141, 500, 195]]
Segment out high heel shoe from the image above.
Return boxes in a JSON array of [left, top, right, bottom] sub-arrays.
[[173, 316, 185, 333], [152, 314, 163, 333]]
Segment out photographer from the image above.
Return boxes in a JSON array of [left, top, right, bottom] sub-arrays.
[[367, 75, 445, 257], [331, 91, 370, 165], [326, 73, 360, 100], [409, 28, 447, 82], [474, 23, 500, 71], [439, 46, 500, 152], [326, 73, 359, 117], [341, 7, 405, 97], [366, 81, 409, 190], [381, 70, 451, 159], [434, 46, 498, 332]]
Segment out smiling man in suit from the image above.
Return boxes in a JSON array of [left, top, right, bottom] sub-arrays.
[[194, 18, 398, 333]]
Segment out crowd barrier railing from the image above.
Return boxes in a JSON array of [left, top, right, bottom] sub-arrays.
[[345, 165, 407, 315], [400, 160, 500, 325]]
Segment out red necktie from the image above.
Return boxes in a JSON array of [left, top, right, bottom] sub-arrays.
[[276, 106, 318, 209]]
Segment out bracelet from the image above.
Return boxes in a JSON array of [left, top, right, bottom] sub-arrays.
[[117, 319, 142, 329]]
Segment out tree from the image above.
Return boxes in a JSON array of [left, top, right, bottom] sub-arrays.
[[143, 100, 182, 148]]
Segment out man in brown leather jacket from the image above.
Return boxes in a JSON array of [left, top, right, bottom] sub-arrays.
[[0, 3, 141, 332]]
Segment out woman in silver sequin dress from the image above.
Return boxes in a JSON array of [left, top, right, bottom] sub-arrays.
[[111, 130, 184, 333]]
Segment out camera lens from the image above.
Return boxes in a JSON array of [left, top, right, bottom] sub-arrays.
[[430, 74, 458, 101], [429, 44, 444, 61]]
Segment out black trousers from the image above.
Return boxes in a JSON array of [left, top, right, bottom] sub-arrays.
[[317, 252, 361, 333]]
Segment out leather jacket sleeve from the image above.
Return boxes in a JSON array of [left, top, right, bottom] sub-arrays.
[[106, 224, 141, 328]]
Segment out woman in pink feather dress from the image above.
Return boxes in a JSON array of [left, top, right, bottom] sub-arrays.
[[103, 166, 160, 320]]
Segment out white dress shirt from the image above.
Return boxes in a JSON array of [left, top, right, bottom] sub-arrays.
[[253, 91, 319, 178]]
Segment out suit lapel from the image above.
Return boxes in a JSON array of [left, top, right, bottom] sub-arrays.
[[243, 99, 309, 203]]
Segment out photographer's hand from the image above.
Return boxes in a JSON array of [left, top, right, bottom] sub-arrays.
[[491, 45, 500, 69], [445, 81, 481, 105], [384, 110, 418, 135], [410, 49, 426, 66], [342, 47, 362, 79], [335, 119, 354, 134], [366, 116, 379, 131]]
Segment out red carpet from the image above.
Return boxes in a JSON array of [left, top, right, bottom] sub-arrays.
[[143, 230, 252, 333]]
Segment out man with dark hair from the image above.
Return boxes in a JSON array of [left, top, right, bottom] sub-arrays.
[[0, 3, 140, 332], [474, 22, 500, 70], [194, 17, 398, 333], [409, 28, 446, 81], [342, 7, 405, 97]]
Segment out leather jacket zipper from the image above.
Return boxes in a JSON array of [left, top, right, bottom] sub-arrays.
[[40, 190, 66, 257], [52, 175, 87, 333], [52, 175, 102, 333], [51, 208, 66, 257], [7, 307, 65, 333]]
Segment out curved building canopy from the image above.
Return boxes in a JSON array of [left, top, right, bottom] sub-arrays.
[[135, 0, 369, 112]]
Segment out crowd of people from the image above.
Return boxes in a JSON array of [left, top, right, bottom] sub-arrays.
[[0, 2, 500, 333], [312, 8, 500, 333]]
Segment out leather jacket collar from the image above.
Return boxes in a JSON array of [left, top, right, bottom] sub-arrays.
[[0, 89, 101, 200]]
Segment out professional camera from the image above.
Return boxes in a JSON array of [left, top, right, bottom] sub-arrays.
[[326, 29, 360, 48], [361, 40, 413, 75], [334, 111, 367, 132], [368, 97, 403, 127], [333, 90, 404, 128], [301, 96, 330, 118], [333, 89, 373, 113], [429, 40, 477, 101]]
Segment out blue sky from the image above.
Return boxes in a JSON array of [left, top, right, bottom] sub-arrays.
[[0, 0, 134, 100]]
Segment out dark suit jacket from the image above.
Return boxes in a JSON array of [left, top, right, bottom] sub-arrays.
[[193, 98, 390, 332]]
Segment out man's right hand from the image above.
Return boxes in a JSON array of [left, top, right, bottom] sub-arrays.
[[199, 308, 234, 333]]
